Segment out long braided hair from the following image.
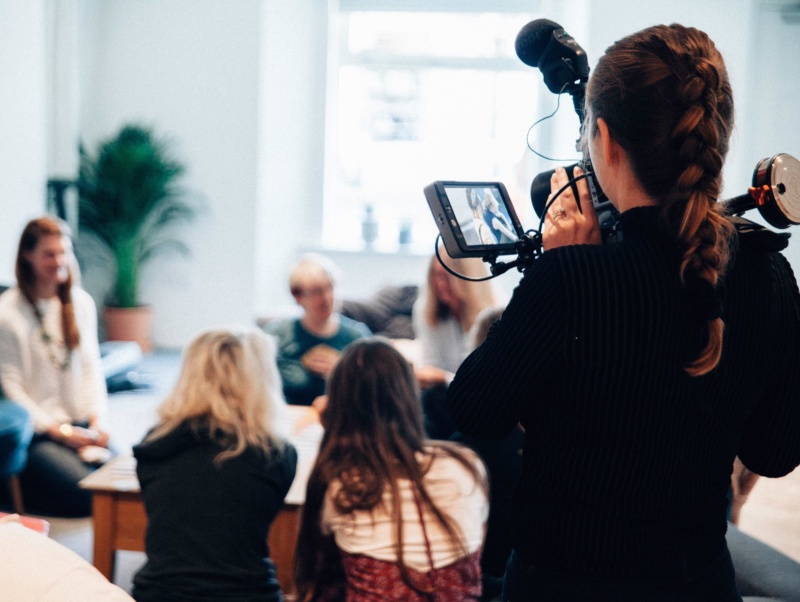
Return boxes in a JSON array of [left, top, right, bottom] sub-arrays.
[[587, 24, 735, 375]]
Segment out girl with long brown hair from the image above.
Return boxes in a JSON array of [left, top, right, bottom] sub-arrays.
[[449, 24, 800, 600], [0, 216, 109, 516], [295, 337, 488, 601]]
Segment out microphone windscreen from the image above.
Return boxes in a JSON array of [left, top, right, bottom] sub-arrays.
[[515, 19, 562, 67]]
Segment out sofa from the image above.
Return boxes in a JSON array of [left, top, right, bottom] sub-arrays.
[[728, 522, 800, 601], [339, 284, 418, 339]]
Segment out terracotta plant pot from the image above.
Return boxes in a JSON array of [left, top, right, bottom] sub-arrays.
[[103, 305, 153, 353]]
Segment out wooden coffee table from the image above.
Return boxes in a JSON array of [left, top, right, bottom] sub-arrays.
[[79, 406, 322, 598]]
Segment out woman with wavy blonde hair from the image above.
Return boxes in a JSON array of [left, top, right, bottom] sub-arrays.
[[132, 328, 297, 602], [449, 24, 800, 600]]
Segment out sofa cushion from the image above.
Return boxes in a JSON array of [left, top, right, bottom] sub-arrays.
[[340, 285, 418, 339]]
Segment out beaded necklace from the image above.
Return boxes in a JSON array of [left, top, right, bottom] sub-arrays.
[[32, 300, 70, 372]]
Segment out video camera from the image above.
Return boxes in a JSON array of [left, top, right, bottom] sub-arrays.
[[424, 19, 800, 276]]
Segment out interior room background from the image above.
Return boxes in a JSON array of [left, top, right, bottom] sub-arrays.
[[0, 0, 797, 349]]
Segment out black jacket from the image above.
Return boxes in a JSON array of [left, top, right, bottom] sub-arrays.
[[132, 421, 297, 602]]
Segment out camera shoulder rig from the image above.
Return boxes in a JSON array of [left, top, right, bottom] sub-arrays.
[[728, 215, 791, 254]]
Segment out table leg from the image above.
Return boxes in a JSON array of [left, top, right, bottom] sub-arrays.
[[269, 506, 300, 598], [91, 493, 117, 581]]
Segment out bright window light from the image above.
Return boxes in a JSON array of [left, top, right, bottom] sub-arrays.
[[323, 9, 541, 252]]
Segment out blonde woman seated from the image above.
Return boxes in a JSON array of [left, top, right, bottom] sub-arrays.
[[412, 253, 498, 439], [413, 254, 498, 389], [132, 328, 297, 602], [295, 338, 488, 601]]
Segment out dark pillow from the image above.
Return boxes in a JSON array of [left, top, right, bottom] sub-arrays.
[[340, 285, 418, 339]]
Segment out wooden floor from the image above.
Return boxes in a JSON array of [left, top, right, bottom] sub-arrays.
[[737, 464, 800, 563]]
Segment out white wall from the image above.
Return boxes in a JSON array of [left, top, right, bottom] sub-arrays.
[[536, 0, 759, 197], [256, 0, 329, 315], [573, 0, 800, 271], [740, 6, 800, 271], [78, 0, 263, 347], [0, 0, 48, 284]]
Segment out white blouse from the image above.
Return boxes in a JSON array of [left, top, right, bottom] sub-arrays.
[[0, 287, 108, 432], [412, 295, 470, 375], [321, 446, 488, 572]]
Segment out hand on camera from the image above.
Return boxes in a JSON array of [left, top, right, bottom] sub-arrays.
[[543, 166, 602, 250]]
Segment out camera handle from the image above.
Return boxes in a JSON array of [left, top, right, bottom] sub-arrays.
[[484, 231, 544, 276]]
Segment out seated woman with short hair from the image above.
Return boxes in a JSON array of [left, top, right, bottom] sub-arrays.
[[265, 253, 370, 406]]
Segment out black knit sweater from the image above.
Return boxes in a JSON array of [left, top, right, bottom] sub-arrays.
[[448, 206, 800, 577], [132, 423, 297, 602]]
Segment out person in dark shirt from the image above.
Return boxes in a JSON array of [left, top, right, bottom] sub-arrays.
[[448, 23, 800, 601], [265, 253, 370, 406], [132, 328, 297, 602]]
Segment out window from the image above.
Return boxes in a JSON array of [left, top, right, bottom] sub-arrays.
[[323, 4, 542, 252]]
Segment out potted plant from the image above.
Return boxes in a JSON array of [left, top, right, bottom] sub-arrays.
[[77, 124, 198, 352]]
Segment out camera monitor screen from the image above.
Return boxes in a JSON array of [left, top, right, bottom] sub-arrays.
[[424, 181, 524, 258]]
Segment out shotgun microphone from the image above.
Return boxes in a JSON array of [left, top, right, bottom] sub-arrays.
[[515, 19, 589, 121]]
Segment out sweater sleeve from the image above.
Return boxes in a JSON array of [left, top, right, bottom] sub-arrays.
[[264, 321, 319, 406], [448, 252, 567, 439], [276, 441, 299, 499], [0, 323, 58, 432], [0, 297, 61, 432], [739, 360, 800, 477], [738, 256, 800, 477]]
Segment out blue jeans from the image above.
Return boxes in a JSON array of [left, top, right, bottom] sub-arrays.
[[502, 545, 743, 602], [0, 400, 33, 477]]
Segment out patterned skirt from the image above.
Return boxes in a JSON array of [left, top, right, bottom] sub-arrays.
[[332, 550, 482, 602]]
